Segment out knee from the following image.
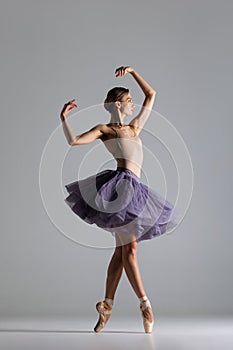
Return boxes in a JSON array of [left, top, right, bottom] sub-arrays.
[[122, 242, 137, 259]]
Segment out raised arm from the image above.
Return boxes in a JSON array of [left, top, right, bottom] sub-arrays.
[[115, 66, 157, 132], [60, 99, 104, 146]]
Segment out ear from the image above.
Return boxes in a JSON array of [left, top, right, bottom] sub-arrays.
[[114, 101, 121, 109]]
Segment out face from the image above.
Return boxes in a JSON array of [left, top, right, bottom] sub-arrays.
[[118, 93, 135, 116]]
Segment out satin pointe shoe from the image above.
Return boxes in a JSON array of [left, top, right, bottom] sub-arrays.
[[140, 299, 154, 333], [94, 301, 113, 333]]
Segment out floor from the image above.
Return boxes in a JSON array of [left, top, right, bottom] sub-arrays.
[[0, 317, 233, 350]]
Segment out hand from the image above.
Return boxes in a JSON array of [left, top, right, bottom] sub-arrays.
[[115, 66, 134, 77], [60, 99, 77, 119]]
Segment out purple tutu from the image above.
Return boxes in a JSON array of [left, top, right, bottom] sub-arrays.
[[64, 167, 179, 243]]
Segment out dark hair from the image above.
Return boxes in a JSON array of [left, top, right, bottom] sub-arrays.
[[104, 87, 129, 113]]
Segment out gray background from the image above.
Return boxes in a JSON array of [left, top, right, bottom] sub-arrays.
[[0, 0, 232, 321]]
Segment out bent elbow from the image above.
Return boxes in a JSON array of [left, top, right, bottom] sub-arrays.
[[149, 89, 157, 95], [146, 89, 157, 97], [69, 140, 76, 146], [69, 137, 78, 146]]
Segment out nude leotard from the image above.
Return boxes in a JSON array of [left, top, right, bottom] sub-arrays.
[[103, 124, 143, 178]]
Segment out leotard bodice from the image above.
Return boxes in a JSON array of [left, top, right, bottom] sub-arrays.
[[103, 124, 143, 175]]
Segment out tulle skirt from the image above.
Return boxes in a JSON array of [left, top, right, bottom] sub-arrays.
[[64, 167, 179, 243]]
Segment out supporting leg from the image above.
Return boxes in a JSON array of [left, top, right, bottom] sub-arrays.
[[119, 234, 154, 333], [120, 235, 146, 298]]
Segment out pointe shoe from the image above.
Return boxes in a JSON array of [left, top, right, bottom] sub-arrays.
[[94, 300, 113, 333], [140, 299, 154, 333]]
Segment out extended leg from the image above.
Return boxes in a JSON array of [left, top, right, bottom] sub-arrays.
[[104, 233, 123, 299], [94, 233, 123, 333]]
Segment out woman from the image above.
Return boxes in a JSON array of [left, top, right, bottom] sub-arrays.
[[60, 66, 178, 333]]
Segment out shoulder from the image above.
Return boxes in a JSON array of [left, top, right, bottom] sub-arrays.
[[88, 123, 106, 133], [96, 123, 114, 133], [92, 123, 113, 141], [128, 123, 140, 137]]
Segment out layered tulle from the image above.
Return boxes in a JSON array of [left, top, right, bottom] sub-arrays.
[[64, 167, 179, 243]]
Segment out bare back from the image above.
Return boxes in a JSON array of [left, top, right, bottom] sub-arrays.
[[100, 124, 143, 178]]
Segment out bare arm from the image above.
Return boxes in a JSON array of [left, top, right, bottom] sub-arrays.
[[115, 66, 157, 132], [60, 99, 104, 146], [69, 124, 104, 146], [128, 69, 156, 96]]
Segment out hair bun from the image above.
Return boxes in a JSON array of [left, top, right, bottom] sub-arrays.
[[104, 87, 129, 113]]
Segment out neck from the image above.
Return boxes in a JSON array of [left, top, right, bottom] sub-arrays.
[[109, 118, 125, 126], [109, 111, 125, 126], [108, 121, 125, 127]]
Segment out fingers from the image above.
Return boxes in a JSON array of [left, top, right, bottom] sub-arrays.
[[67, 103, 77, 112], [116, 67, 124, 77], [115, 69, 123, 77], [65, 98, 77, 106], [115, 66, 128, 77], [64, 99, 77, 108], [62, 98, 78, 116], [67, 106, 75, 112]]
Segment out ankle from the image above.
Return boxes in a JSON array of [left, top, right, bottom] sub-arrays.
[[139, 295, 148, 303], [104, 297, 114, 307], [139, 296, 152, 309]]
